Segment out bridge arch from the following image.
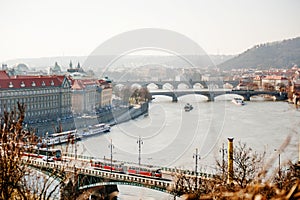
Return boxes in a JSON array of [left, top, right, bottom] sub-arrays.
[[193, 83, 204, 89], [223, 83, 234, 89], [178, 94, 209, 101], [131, 83, 142, 89], [162, 83, 174, 90], [115, 83, 125, 89], [79, 181, 171, 194], [152, 93, 177, 102], [214, 94, 244, 101], [177, 83, 189, 90], [147, 83, 159, 90], [207, 83, 219, 89]]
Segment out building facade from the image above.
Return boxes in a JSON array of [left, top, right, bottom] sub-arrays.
[[262, 75, 289, 91], [71, 79, 100, 114], [98, 79, 112, 108], [71, 78, 112, 115], [0, 70, 72, 124]]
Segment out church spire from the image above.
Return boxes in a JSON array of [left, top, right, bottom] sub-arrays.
[[69, 60, 73, 69]]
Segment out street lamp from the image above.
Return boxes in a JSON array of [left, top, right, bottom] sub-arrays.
[[193, 148, 201, 190], [137, 136, 143, 166], [46, 132, 49, 163], [108, 139, 114, 173], [74, 131, 77, 160], [219, 143, 227, 179], [274, 149, 281, 178]]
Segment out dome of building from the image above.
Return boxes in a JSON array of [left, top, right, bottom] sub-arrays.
[[15, 63, 29, 72]]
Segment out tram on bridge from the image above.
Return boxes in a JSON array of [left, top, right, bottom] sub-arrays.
[[22, 146, 62, 161], [90, 159, 162, 178]]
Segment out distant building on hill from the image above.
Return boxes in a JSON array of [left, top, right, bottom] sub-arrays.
[[262, 75, 289, 91], [67, 61, 84, 73], [49, 62, 63, 75]]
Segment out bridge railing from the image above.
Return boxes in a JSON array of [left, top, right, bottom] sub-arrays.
[[160, 167, 215, 179], [25, 159, 77, 173]]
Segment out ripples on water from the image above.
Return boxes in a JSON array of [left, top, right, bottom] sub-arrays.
[[64, 95, 300, 199]]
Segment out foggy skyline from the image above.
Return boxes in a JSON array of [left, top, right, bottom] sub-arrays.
[[0, 0, 299, 63]]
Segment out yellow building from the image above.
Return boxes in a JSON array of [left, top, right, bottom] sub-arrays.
[[70, 78, 112, 115]]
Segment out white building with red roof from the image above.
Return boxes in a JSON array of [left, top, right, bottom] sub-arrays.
[[261, 75, 289, 91], [0, 70, 72, 129]]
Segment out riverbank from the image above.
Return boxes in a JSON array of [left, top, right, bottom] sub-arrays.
[[29, 102, 149, 136], [106, 102, 149, 126]]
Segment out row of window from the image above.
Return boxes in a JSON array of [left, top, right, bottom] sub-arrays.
[[0, 97, 70, 106], [0, 88, 67, 97], [1, 95, 61, 104]]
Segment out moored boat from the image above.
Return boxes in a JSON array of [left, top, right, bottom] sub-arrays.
[[79, 123, 110, 138], [42, 130, 80, 146], [262, 94, 276, 101]]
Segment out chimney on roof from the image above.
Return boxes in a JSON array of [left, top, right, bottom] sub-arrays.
[[2, 64, 8, 70]]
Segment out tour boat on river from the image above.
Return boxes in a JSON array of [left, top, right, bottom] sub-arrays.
[[79, 123, 111, 138], [184, 103, 193, 112], [232, 97, 245, 106]]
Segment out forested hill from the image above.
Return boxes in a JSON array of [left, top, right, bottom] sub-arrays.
[[218, 37, 300, 70]]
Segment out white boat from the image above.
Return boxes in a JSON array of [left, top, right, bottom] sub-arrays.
[[79, 123, 110, 138], [184, 103, 193, 112], [42, 130, 80, 146], [250, 94, 276, 101], [232, 97, 245, 106], [263, 95, 276, 101]]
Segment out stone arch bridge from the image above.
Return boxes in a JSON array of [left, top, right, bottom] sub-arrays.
[[26, 157, 213, 197], [150, 89, 288, 102], [114, 80, 239, 89]]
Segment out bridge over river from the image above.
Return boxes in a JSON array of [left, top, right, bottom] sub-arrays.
[[149, 89, 288, 102], [26, 153, 214, 197]]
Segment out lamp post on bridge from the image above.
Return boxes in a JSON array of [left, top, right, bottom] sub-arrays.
[[46, 132, 49, 164], [108, 139, 114, 173], [193, 148, 201, 190], [274, 149, 281, 178], [219, 143, 227, 180], [137, 136, 143, 166]]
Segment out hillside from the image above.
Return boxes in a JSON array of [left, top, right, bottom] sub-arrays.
[[218, 37, 300, 70], [4, 54, 233, 72]]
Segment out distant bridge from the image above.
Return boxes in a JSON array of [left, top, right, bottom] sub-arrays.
[[114, 80, 239, 89], [149, 89, 288, 102]]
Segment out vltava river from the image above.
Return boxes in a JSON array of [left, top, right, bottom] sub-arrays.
[[69, 95, 300, 199]]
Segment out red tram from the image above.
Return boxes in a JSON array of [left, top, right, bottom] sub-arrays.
[[22, 146, 62, 161], [90, 159, 162, 178]]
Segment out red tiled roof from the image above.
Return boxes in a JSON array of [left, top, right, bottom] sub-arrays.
[[0, 70, 10, 79], [263, 75, 287, 80], [71, 79, 99, 90], [0, 71, 66, 89]]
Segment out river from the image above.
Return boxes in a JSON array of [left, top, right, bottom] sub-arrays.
[[67, 95, 300, 199]]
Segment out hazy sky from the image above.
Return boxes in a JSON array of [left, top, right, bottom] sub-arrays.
[[0, 0, 299, 63]]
